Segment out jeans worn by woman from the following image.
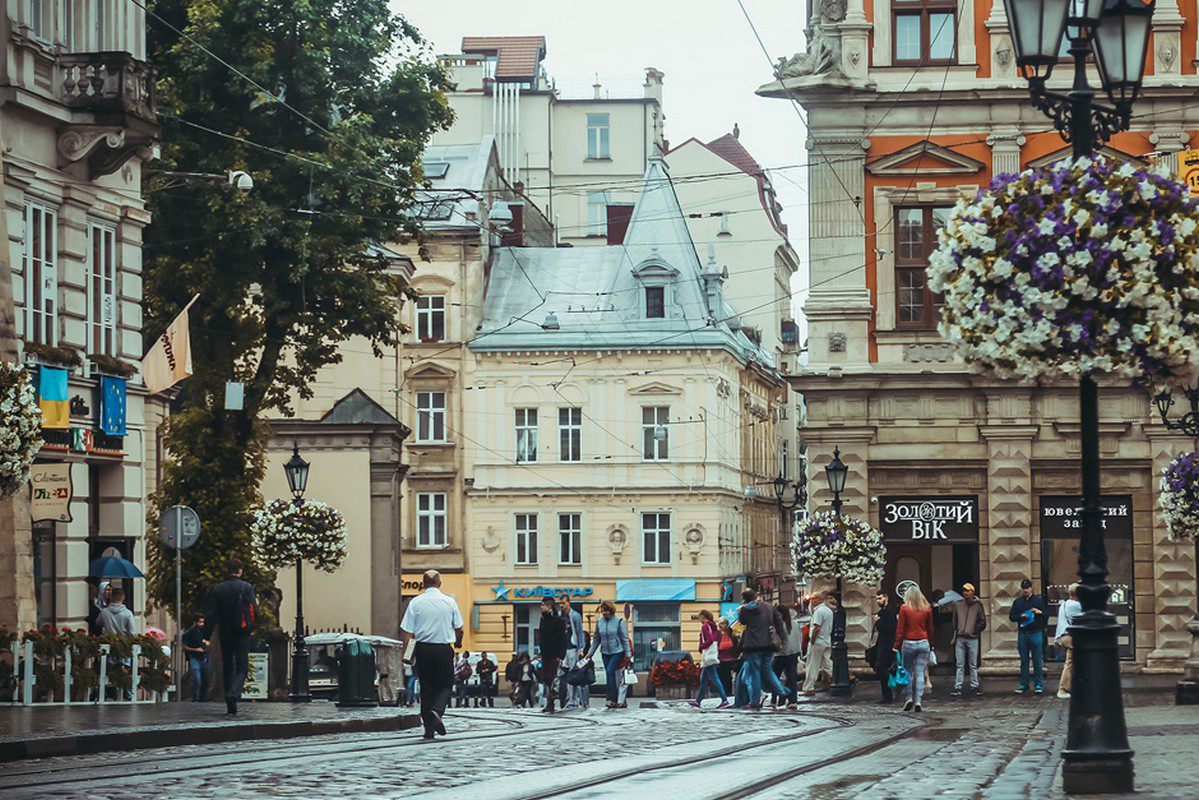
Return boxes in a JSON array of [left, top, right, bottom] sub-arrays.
[[694, 663, 728, 704], [602, 652, 624, 705], [900, 639, 932, 704]]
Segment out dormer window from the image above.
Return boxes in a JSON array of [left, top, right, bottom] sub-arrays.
[[645, 287, 665, 319]]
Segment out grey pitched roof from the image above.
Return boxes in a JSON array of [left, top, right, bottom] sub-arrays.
[[471, 158, 775, 371], [319, 388, 405, 428], [416, 137, 495, 231]]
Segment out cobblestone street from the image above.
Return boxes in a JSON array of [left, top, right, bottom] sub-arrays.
[[2, 691, 1193, 800]]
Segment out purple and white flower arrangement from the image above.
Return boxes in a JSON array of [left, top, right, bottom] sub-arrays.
[[251, 498, 348, 572], [0, 363, 43, 498], [792, 510, 886, 588], [1160, 451, 1199, 541], [928, 156, 1199, 381]]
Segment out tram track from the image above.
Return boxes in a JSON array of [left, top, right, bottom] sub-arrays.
[[0, 709, 592, 794]]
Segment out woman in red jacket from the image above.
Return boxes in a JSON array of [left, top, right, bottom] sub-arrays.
[[690, 610, 730, 707], [894, 584, 935, 712]]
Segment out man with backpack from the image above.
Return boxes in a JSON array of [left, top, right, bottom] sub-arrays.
[[204, 558, 258, 715]]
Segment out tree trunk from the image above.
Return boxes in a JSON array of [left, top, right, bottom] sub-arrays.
[[0, 118, 37, 634]]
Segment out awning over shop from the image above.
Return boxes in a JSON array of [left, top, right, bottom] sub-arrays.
[[615, 579, 696, 602]]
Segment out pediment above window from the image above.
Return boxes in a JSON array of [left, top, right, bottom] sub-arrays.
[[406, 362, 456, 381], [632, 254, 680, 284], [1025, 145, 1145, 171], [629, 381, 683, 396], [867, 141, 986, 176]]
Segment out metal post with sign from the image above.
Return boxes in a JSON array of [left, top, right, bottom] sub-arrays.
[[159, 505, 200, 701]]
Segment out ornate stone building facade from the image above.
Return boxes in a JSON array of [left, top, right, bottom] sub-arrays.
[[760, 0, 1199, 670]]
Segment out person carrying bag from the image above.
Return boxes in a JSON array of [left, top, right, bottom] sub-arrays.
[[690, 610, 730, 708]]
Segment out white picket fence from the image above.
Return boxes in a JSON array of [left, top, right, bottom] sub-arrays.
[[8, 640, 169, 705]]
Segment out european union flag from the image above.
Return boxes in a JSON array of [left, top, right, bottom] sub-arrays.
[[100, 376, 126, 437], [37, 366, 69, 429]]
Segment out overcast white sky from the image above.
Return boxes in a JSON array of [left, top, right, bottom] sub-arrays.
[[391, 0, 811, 300]]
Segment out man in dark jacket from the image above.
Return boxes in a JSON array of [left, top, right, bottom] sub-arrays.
[[733, 589, 790, 709], [204, 558, 257, 715], [1009, 578, 1048, 694], [475, 652, 497, 707], [537, 597, 568, 713], [872, 591, 899, 703], [504, 653, 523, 705]]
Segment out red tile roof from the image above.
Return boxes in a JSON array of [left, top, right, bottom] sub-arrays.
[[461, 36, 546, 80], [705, 132, 764, 177]]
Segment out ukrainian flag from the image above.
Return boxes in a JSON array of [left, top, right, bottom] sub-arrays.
[[38, 366, 69, 429]]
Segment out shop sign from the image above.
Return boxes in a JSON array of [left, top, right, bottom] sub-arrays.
[[491, 581, 594, 601], [1039, 495, 1132, 538], [29, 463, 72, 523], [879, 496, 979, 541]]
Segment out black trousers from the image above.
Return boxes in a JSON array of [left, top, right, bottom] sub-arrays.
[[773, 653, 800, 704], [221, 635, 250, 699], [717, 661, 737, 695], [414, 642, 454, 733], [877, 648, 896, 701], [540, 656, 562, 708]]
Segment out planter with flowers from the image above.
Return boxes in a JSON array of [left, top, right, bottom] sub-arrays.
[[0, 362, 43, 499], [927, 157, 1199, 382], [1160, 452, 1199, 542], [792, 511, 887, 589], [650, 658, 700, 700], [251, 499, 348, 572]]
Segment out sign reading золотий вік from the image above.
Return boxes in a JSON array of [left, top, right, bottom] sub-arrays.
[[879, 496, 980, 542]]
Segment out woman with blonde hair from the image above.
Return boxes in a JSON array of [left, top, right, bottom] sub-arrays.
[[893, 584, 935, 712]]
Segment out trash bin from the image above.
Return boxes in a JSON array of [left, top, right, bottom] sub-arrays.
[[336, 639, 379, 707]]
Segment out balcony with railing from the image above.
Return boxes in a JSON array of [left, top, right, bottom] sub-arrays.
[[60, 51, 155, 122]]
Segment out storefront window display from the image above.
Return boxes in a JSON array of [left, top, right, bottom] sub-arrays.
[[1039, 495, 1135, 660], [631, 603, 680, 671]]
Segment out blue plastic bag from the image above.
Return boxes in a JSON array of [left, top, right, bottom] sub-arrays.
[[888, 663, 910, 689]]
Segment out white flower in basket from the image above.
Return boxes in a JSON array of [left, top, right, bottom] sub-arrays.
[[251, 498, 348, 572], [0, 363, 43, 498]]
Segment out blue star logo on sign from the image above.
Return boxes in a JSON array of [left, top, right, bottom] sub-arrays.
[[492, 581, 511, 600]]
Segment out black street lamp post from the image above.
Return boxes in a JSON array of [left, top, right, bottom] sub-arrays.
[[1004, 0, 1153, 790], [824, 448, 852, 697], [284, 443, 312, 702], [773, 466, 809, 607]]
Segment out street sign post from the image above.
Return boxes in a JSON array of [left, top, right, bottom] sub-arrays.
[[159, 505, 200, 702]]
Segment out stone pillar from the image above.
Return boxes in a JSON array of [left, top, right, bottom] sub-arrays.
[[984, 0, 1017, 82], [804, 137, 872, 371], [1150, 0, 1185, 76], [1145, 424, 1197, 671], [987, 130, 1026, 177], [835, 0, 871, 82], [1149, 130, 1191, 177], [979, 425, 1038, 665]]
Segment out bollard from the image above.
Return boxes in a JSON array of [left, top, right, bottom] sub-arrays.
[[21, 641, 33, 706], [131, 644, 141, 702], [63, 647, 72, 704], [98, 644, 109, 705], [10, 641, 20, 704]]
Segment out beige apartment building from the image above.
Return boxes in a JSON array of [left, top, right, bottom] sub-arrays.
[[0, 0, 159, 632], [462, 158, 787, 665], [758, 0, 1197, 672], [434, 36, 664, 247]]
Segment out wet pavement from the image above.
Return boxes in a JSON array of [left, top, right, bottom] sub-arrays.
[[0, 687, 1193, 799]]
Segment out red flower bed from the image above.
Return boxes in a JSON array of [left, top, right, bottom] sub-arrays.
[[650, 659, 700, 688]]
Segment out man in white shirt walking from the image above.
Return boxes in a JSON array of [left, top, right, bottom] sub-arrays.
[[399, 570, 464, 740], [1054, 584, 1082, 699], [802, 592, 837, 697]]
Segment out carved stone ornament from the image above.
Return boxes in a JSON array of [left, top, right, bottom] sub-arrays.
[[903, 342, 955, 363], [828, 332, 847, 353], [58, 126, 125, 165], [996, 48, 1012, 65], [777, 0, 847, 79], [1158, 43, 1177, 69], [684, 525, 705, 565], [607, 524, 629, 564], [481, 525, 501, 553]]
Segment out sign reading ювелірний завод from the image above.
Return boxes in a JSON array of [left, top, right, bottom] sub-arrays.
[[879, 496, 980, 542], [1039, 495, 1132, 538]]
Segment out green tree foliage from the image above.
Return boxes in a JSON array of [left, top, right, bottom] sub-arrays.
[[143, 0, 451, 619]]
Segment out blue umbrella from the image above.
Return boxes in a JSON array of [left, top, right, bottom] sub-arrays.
[[88, 556, 145, 579]]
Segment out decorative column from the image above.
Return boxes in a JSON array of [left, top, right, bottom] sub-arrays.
[[1149, 0, 1185, 76], [979, 424, 1038, 665], [986, 129, 1026, 177], [1149, 130, 1191, 178], [1145, 423, 1197, 672], [984, 0, 1018, 81], [836, 0, 872, 82], [804, 136, 872, 371]]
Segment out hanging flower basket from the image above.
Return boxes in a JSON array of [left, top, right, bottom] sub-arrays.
[[0, 362, 43, 499], [792, 511, 886, 589], [928, 157, 1199, 382], [251, 499, 348, 572], [1160, 451, 1199, 541]]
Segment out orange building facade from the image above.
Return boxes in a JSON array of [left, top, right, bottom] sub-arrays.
[[758, 0, 1198, 674]]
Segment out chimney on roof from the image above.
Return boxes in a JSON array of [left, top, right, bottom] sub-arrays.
[[733, 123, 740, 139], [643, 67, 664, 103], [593, 74, 602, 99]]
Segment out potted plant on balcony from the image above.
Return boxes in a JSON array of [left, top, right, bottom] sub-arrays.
[[88, 354, 138, 379], [22, 342, 82, 371]]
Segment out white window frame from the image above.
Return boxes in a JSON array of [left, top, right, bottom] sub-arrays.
[[90, 0, 106, 50], [24, 203, 58, 346], [415, 391, 447, 443], [515, 513, 538, 565], [642, 406, 669, 461], [62, 0, 74, 49], [782, 439, 790, 481], [28, 0, 46, 38], [515, 407, 538, 463], [586, 191, 608, 237], [558, 407, 581, 462], [559, 512, 582, 565], [415, 294, 446, 343], [416, 492, 447, 548], [87, 222, 117, 357], [586, 113, 610, 159], [642, 512, 671, 565]]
